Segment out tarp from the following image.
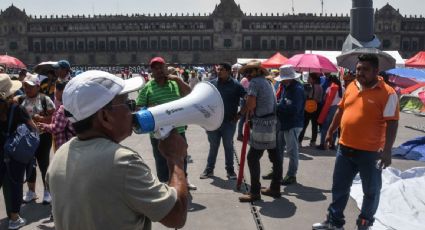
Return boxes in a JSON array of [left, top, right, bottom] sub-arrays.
[[306, 50, 405, 68], [261, 52, 288, 68], [350, 167, 425, 230], [393, 136, 425, 161], [387, 68, 425, 83], [405, 51, 425, 69], [399, 95, 425, 114]]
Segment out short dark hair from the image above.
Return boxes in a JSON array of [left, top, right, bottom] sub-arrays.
[[358, 54, 379, 69], [70, 113, 95, 134], [219, 63, 232, 72]]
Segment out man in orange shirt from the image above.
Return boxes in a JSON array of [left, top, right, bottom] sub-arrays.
[[313, 54, 399, 230]]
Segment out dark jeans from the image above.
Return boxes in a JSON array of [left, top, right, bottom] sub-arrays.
[[150, 133, 188, 183], [328, 145, 382, 228], [320, 105, 338, 146], [247, 147, 282, 195], [299, 110, 319, 143], [205, 121, 237, 172], [27, 133, 52, 189], [0, 154, 27, 215]]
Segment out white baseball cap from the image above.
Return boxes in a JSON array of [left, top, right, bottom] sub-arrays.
[[63, 70, 145, 122]]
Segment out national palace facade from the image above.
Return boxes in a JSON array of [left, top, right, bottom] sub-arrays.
[[1, 0, 424, 66]]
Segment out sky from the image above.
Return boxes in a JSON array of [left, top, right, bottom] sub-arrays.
[[0, 0, 423, 17]]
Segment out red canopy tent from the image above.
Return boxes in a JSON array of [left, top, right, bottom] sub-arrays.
[[405, 51, 425, 68], [261, 52, 288, 68]]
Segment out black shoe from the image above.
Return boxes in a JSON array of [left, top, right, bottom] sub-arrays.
[[262, 171, 273, 180], [312, 219, 344, 230], [356, 218, 372, 230], [281, 175, 297, 185], [200, 169, 214, 179], [227, 171, 237, 180]]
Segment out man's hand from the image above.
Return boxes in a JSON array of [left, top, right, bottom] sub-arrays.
[[158, 129, 187, 163], [167, 75, 180, 82], [378, 150, 392, 169], [324, 132, 332, 150]]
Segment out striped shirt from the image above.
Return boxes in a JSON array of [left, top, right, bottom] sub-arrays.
[[136, 78, 185, 133]]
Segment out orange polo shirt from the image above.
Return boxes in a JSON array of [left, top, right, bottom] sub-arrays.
[[339, 79, 399, 152]]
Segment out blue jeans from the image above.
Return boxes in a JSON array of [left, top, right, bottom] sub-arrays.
[[328, 145, 382, 228], [150, 133, 188, 182], [205, 121, 237, 172], [320, 105, 338, 146], [283, 127, 302, 177]]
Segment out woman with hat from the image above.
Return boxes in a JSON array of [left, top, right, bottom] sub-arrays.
[[0, 74, 34, 229], [238, 60, 282, 202], [19, 75, 56, 205]]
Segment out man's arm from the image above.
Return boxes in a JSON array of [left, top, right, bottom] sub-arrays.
[[168, 75, 191, 97], [324, 108, 343, 148], [379, 120, 398, 169], [240, 95, 256, 118], [158, 130, 188, 229]]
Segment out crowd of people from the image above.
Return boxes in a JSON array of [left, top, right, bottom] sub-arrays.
[[0, 53, 399, 230]]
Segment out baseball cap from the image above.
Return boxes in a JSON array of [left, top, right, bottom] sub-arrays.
[[149, 57, 166, 66], [53, 60, 71, 69], [63, 70, 145, 122], [23, 74, 41, 86]]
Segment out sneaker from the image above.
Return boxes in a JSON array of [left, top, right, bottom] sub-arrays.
[[312, 219, 344, 230], [226, 171, 237, 180], [42, 191, 52, 204], [262, 170, 273, 180], [23, 190, 37, 203], [281, 175, 297, 185], [8, 217, 26, 230], [199, 169, 214, 179], [187, 179, 197, 190], [356, 218, 372, 230]]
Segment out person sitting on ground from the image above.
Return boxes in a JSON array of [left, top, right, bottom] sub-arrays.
[[46, 70, 189, 230]]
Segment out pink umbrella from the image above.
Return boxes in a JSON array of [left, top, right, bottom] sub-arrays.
[[0, 55, 26, 69], [285, 53, 338, 73]]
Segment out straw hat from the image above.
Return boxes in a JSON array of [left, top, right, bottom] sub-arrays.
[[239, 60, 269, 76], [0, 73, 22, 99]]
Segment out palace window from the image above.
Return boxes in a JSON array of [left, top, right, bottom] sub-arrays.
[[224, 39, 232, 48], [294, 40, 301, 50], [88, 41, 95, 50], [203, 40, 211, 49], [120, 41, 127, 50], [402, 41, 409, 51], [57, 42, 64, 51], [131, 40, 138, 50], [244, 40, 251, 49], [161, 40, 168, 49], [34, 42, 41, 52], [306, 40, 313, 49], [68, 42, 74, 51], [9, 42, 18, 50], [193, 40, 200, 50], [150, 40, 158, 49], [98, 41, 106, 51], [109, 41, 116, 50], [317, 40, 323, 49], [327, 40, 333, 49], [78, 41, 85, 51], [140, 40, 148, 50], [172, 40, 179, 50], [261, 40, 268, 49], [279, 40, 285, 49], [182, 40, 189, 49], [270, 40, 277, 49], [46, 42, 54, 52]]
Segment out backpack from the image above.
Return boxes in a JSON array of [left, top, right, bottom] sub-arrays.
[[304, 84, 318, 113], [3, 104, 40, 164]]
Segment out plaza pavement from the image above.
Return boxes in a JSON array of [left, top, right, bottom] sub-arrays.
[[0, 111, 424, 230]]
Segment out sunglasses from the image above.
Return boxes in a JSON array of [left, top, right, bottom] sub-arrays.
[[109, 99, 136, 112]]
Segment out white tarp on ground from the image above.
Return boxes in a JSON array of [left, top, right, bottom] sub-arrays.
[[350, 167, 425, 230], [305, 50, 405, 68]]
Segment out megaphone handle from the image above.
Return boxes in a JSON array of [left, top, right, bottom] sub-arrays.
[[153, 125, 174, 140]]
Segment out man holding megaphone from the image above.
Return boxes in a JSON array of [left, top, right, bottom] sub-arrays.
[[46, 70, 189, 229], [136, 57, 196, 190]]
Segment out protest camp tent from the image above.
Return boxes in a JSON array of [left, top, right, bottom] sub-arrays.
[[399, 83, 425, 115], [405, 51, 425, 69]]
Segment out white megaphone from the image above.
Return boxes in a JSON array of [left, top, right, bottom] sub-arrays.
[[133, 81, 224, 139]]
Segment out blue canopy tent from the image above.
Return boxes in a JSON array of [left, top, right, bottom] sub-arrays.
[[386, 68, 425, 82]]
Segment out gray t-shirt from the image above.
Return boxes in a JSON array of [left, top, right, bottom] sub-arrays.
[[247, 77, 276, 117], [47, 137, 177, 230]]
